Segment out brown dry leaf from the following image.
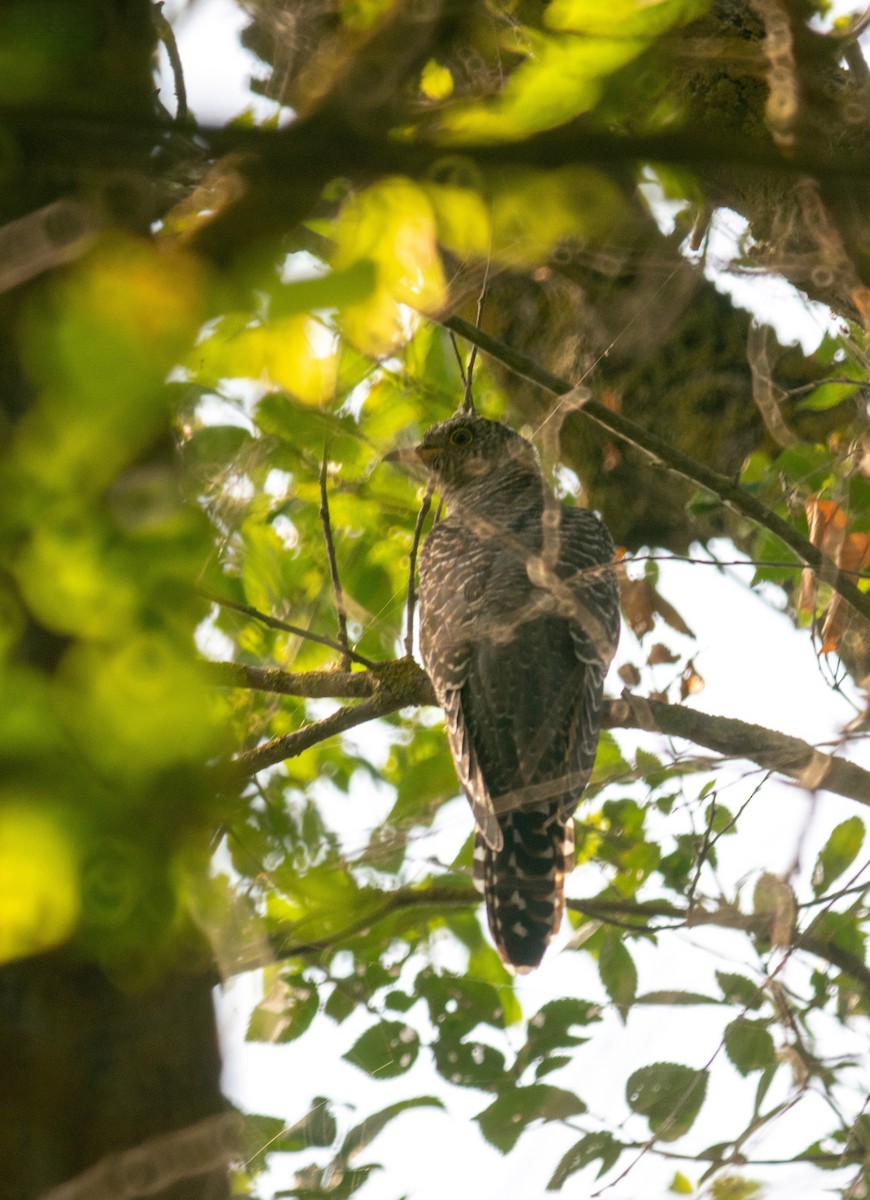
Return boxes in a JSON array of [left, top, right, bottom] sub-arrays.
[[647, 643, 679, 666], [859, 435, 870, 480], [753, 872, 797, 947], [801, 497, 848, 614], [618, 574, 656, 638], [600, 391, 622, 472], [618, 662, 642, 687], [819, 529, 870, 653], [851, 285, 870, 328], [618, 569, 695, 640], [679, 659, 705, 700], [654, 591, 695, 638]]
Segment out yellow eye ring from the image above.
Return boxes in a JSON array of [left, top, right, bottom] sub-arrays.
[[449, 428, 473, 447]]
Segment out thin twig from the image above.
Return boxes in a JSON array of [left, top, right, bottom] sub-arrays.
[[319, 446, 351, 669], [442, 314, 870, 628], [151, 3, 188, 124], [462, 261, 489, 414], [405, 481, 434, 657], [686, 794, 717, 911], [205, 593, 377, 668], [449, 332, 468, 390]]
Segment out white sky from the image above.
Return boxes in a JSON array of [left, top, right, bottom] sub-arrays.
[[158, 7, 870, 1199]]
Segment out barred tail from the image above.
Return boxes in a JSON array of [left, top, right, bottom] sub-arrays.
[[474, 807, 574, 973]]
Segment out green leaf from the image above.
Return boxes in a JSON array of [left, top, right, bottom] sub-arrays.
[[709, 1176, 763, 1200], [477, 1084, 586, 1154], [339, 1097, 444, 1161], [724, 1018, 776, 1076], [797, 380, 858, 411], [432, 1038, 507, 1089], [813, 816, 865, 895], [239, 1113, 290, 1173], [181, 423, 254, 470], [548, 1131, 622, 1189], [524, 998, 602, 1062], [598, 933, 637, 1016], [343, 1021, 420, 1079], [589, 730, 630, 788], [670, 1172, 694, 1194], [716, 972, 764, 1011], [324, 987, 357, 1024], [635, 991, 720, 1006], [246, 978, 319, 1044], [417, 968, 511, 1039], [277, 1099, 338, 1152], [535, 1054, 573, 1079], [268, 260, 378, 318], [626, 1063, 708, 1141]]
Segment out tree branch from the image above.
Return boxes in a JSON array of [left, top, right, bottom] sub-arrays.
[[320, 448, 351, 670], [442, 314, 870, 628], [259, 879, 870, 996], [606, 692, 870, 810], [210, 657, 870, 811]]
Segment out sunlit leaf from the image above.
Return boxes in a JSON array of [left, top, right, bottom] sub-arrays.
[[332, 177, 447, 354], [420, 59, 454, 100], [0, 802, 80, 963]]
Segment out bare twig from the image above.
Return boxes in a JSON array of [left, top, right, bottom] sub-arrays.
[[686, 794, 717, 911], [442, 314, 870, 628], [747, 320, 798, 448], [462, 261, 489, 414], [405, 481, 434, 657], [151, 3, 188, 124], [320, 446, 351, 669], [205, 593, 377, 668]]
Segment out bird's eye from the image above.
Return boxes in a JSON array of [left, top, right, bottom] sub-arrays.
[[449, 428, 473, 447]]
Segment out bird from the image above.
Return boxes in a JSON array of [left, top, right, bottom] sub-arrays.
[[391, 412, 620, 971]]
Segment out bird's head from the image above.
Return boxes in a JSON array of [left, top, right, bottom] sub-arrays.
[[386, 415, 540, 497]]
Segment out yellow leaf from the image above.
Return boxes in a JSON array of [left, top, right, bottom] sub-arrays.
[[332, 177, 447, 353], [422, 182, 491, 258], [194, 314, 337, 405], [56, 637, 219, 781], [438, 33, 641, 142], [545, 0, 709, 38], [489, 166, 624, 266], [420, 58, 454, 100], [0, 803, 80, 963]]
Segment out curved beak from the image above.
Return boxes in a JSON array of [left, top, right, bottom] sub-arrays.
[[383, 445, 440, 466], [382, 446, 420, 465]]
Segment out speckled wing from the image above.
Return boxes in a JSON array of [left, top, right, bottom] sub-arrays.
[[418, 519, 503, 852], [452, 504, 618, 819]]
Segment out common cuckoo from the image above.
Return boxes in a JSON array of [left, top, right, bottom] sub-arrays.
[[393, 414, 619, 971]]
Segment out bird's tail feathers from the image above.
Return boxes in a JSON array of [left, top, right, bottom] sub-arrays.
[[474, 806, 574, 973]]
